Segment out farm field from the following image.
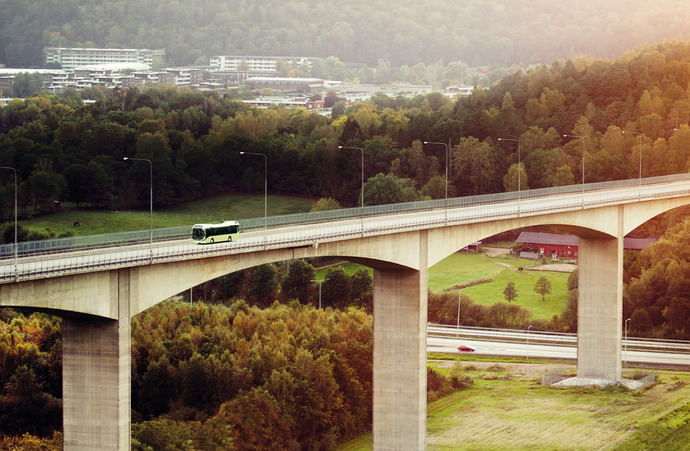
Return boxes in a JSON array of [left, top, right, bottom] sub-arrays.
[[339, 361, 690, 450], [16, 194, 314, 237]]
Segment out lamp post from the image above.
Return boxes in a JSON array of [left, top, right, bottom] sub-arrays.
[[338, 146, 364, 235], [562, 134, 586, 207], [0, 166, 17, 280], [423, 141, 450, 224], [456, 288, 461, 338], [497, 137, 521, 215], [240, 151, 267, 246], [311, 278, 327, 309], [123, 157, 153, 263], [622, 130, 643, 198], [624, 317, 631, 367], [526, 324, 532, 361]]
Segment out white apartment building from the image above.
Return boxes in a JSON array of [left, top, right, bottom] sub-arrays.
[[43, 47, 166, 70], [209, 55, 313, 73]]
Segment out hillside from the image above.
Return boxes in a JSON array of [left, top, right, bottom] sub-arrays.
[[2, 0, 690, 69], [5, 41, 690, 230]]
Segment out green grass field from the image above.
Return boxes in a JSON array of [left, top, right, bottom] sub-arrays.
[[315, 251, 571, 321], [339, 362, 690, 451], [16, 194, 314, 237]]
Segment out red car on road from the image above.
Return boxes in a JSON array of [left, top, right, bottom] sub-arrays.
[[457, 344, 475, 352]]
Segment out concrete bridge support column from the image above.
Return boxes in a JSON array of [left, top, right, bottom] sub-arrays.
[[62, 269, 131, 450], [577, 235, 623, 381], [372, 232, 428, 450]]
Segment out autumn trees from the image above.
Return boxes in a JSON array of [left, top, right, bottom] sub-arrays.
[[624, 217, 690, 339]]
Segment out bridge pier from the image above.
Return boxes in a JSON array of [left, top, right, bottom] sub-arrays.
[[577, 236, 623, 381], [62, 269, 131, 450], [372, 232, 428, 450]]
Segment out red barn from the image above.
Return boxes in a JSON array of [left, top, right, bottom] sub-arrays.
[[517, 232, 579, 260]]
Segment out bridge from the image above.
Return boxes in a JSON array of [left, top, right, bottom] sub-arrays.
[[2, 174, 690, 450]]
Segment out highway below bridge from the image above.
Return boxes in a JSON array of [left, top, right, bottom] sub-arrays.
[[427, 325, 690, 369]]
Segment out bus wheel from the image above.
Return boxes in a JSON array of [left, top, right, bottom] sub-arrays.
[[228, 236, 232, 242], [210, 238, 214, 244]]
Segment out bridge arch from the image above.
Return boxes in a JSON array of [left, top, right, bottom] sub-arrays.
[[622, 197, 690, 235], [427, 207, 620, 267], [132, 230, 426, 316]]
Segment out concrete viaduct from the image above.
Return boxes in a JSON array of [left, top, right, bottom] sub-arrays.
[[1, 176, 690, 450]]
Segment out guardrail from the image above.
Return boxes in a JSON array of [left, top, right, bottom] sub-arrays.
[[2, 173, 690, 282], [427, 323, 690, 353], [2, 172, 690, 259]]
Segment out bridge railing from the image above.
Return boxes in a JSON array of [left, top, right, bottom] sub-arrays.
[[1, 172, 690, 258]]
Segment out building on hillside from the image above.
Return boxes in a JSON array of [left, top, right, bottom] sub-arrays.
[[210, 55, 313, 73], [43, 47, 166, 70], [516, 231, 657, 261], [462, 242, 482, 252], [209, 56, 314, 85], [445, 85, 475, 98], [243, 95, 325, 111], [245, 76, 324, 91]]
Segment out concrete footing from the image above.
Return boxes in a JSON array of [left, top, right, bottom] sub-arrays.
[[552, 375, 655, 391]]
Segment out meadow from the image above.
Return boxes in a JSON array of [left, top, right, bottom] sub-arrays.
[[339, 361, 690, 450], [16, 194, 314, 237]]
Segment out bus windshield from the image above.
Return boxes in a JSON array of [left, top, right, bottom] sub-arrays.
[[191, 227, 205, 241]]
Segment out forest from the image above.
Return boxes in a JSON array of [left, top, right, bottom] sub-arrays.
[[0, 300, 469, 449], [4, 42, 690, 228], [2, 0, 690, 70]]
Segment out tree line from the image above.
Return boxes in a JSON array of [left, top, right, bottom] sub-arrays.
[[189, 259, 373, 312], [4, 42, 690, 234]]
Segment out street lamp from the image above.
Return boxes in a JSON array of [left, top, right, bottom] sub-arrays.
[[0, 166, 17, 280], [123, 157, 153, 263], [624, 317, 631, 367], [423, 141, 450, 224], [562, 134, 586, 207], [311, 278, 327, 309], [622, 130, 643, 198], [497, 137, 521, 215], [240, 151, 267, 246], [526, 324, 532, 361], [338, 146, 364, 235], [456, 288, 462, 338]]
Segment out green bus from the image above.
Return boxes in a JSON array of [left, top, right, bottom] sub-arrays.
[[191, 220, 240, 244]]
